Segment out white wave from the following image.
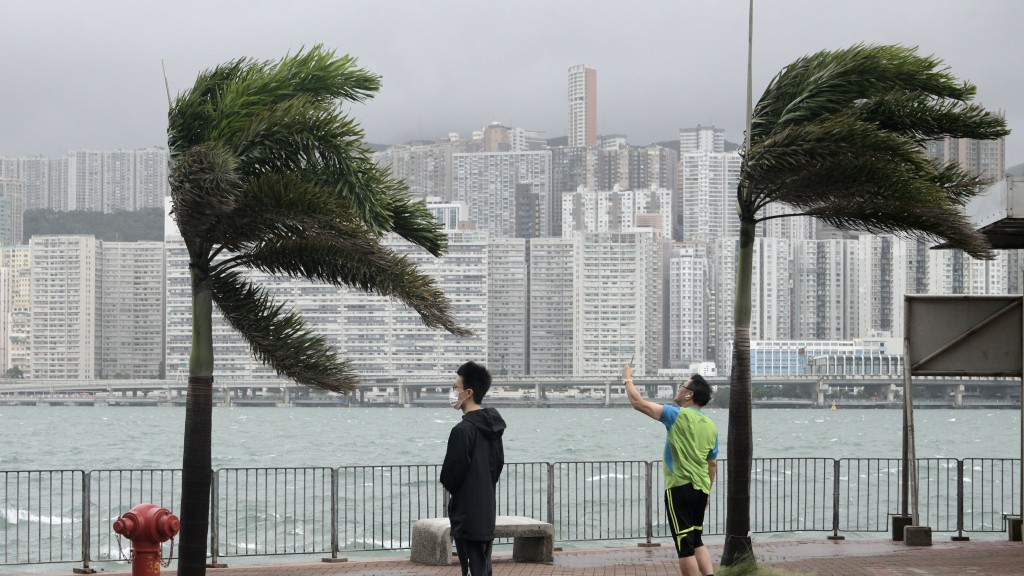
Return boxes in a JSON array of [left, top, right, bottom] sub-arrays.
[[346, 536, 410, 548], [2, 507, 79, 525], [586, 473, 630, 482]]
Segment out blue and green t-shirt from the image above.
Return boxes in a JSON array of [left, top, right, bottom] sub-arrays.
[[659, 405, 718, 493]]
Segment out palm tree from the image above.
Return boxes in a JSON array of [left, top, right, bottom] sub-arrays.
[[167, 46, 469, 576], [720, 44, 1009, 566]]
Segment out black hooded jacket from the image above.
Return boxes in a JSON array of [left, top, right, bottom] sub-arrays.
[[439, 407, 506, 540]]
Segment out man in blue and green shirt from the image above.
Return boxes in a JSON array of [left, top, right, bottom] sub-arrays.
[[623, 364, 718, 576]]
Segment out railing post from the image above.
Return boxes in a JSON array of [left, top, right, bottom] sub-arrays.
[[828, 460, 844, 540], [73, 471, 96, 574], [643, 459, 651, 545], [546, 463, 555, 529], [321, 468, 346, 563], [332, 468, 340, 557], [209, 470, 224, 567], [952, 460, 969, 541]]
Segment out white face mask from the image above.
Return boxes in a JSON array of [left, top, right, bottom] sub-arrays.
[[449, 388, 465, 409]]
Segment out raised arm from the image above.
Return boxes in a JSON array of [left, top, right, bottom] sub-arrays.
[[622, 363, 662, 420]]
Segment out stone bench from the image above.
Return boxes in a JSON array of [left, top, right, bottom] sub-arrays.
[[410, 515, 554, 565]]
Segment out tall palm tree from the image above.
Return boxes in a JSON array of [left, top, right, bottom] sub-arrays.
[[167, 46, 469, 576], [720, 44, 1009, 566]]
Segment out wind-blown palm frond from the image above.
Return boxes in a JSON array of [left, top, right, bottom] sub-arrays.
[[742, 43, 1009, 257], [210, 269, 356, 392]]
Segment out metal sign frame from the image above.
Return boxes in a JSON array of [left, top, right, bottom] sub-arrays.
[[903, 295, 1024, 529]]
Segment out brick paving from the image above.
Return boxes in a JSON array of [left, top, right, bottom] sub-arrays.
[[18, 539, 1024, 575]]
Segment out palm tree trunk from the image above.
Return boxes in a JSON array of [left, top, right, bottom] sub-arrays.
[[177, 273, 215, 576], [721, 219, 755, 566]]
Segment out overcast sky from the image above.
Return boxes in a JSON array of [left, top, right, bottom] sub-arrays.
[[3, 0, 1021, 165]]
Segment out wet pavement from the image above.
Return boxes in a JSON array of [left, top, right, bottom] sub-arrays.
[[18, 537, 1024, 575]]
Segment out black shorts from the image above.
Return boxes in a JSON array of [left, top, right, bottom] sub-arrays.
[[665, 482, 707, 557]]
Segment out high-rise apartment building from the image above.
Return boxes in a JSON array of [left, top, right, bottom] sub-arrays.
[[30, 235, 101, 379], [452, 151, 553, 237], [629, 145, 677, 193], [667, 243, 708, 367], [680, 126, 725, 154], [102, 150, 135, 213], [572, 230, 661, 377], [68, 150, 103, 212], [856, 235, 909, 339], [792, 239, 860, 341], [100, 242, 165, 378], [550, 146, 596, 236], [528, 237, 575, 376], [678, 150, 741, 242], [926, 248, 1008, 295], [568, 65, 597, 148], [0, 177, 25, 245], [488, 238, 527, 375], [0, 246, 31, 376], [134, 147, 170, 210]]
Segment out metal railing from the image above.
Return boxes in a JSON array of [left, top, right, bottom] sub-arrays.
[[2, 457, 1020, 570]]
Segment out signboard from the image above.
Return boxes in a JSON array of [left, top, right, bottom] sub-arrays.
[[905, 295, 1023, 377]]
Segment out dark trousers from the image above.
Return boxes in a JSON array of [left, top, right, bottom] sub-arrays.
[[454, 538, 493, 576]]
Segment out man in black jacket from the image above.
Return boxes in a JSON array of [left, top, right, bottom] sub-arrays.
[[440, 361, 506, 576]]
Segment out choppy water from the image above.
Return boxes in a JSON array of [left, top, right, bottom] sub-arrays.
[[1, 405, 1019, 470]]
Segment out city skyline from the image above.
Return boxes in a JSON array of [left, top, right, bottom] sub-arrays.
[[2, 1, 1022, 164]]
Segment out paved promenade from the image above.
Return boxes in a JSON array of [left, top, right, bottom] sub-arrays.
[[20, 538, 1024, 575]]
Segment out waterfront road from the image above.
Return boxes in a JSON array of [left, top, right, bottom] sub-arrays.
[[20, 538, 1024, 575]]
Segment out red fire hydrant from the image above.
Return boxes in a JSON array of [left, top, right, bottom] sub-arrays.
[[112, 503, 180, 576]]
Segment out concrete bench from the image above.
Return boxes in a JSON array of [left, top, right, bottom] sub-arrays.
[[410, 515, 554, 565]]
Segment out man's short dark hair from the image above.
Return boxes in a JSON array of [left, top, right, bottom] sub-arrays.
[[688, 374, 712, 407], [457, 361, 492, 402]]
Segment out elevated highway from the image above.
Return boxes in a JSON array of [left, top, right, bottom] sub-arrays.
[[0, 374, 1018, 408]]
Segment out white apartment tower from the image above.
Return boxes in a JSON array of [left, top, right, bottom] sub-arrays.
[[528, 238, 575, 376], [792, 239, 860, 340], [856, 234, 910, 339], [568, 65, 597, 148], [134, 147, 170, 210], [679, 126, 725, 154], [488, 238, 528, 376], [68, 150, 104, 212], [102, 150, 136, 213], [572, 230, 661, 377], [679, 149, 741, 242], [668, 243, 707, 367], [100, 242, 165, 378], [30, 236, 101, 379], [927, 249, 1008, 295]]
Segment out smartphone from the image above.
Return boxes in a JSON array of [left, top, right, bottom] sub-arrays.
[[629, 353, 635, 366]]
